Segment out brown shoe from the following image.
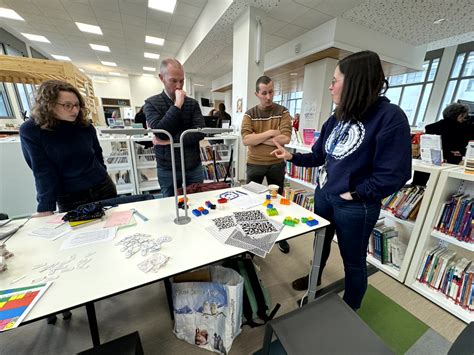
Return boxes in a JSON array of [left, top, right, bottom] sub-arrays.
[[292, 274, 321, 291]]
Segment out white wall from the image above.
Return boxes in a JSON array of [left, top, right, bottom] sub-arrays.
[[129, 75, 164, 110]]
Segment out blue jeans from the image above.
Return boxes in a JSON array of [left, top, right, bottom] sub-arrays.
[[314, 188, 380, 310], [157, 165, 204, 197]]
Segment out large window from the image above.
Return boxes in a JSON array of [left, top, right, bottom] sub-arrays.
[[273, 91, 302, 117], [385, 53, 441, 127], [14, 83, 35, 118], [439, 46, 474, 120], [0, 83, 14, 118]]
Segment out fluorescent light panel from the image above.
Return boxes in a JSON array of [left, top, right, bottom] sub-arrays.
[[148, 0, 176, 14], [142, 74, 154, 77], [101, 61, 117, 67], [52, 55, 71, 61], [193, 84, 204, 86], [21, 33, 50, 43], [76, 22, 103, 35], [109, 72, 121, 76], [90, 44, 110, 52], [144, 52, 160, 59], [143, 66, 156, 72], [0, 7, 24, 21], [145, 35, 164, 46]]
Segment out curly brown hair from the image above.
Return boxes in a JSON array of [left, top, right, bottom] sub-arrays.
[[31, 80, 90, 129]]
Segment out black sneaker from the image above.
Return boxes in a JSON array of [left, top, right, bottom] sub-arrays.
[[62, 310, 72, 320], [278, 240, 290, 254], [47, 315, 57, 325]]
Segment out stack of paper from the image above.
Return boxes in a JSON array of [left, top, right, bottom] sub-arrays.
[[241, 181, 269, 194]]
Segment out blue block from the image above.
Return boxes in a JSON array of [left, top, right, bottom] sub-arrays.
[[267, 204, 273, 209], [202, 209, 209, 215], [192, 209, 201, 217], [266, 194, 271, 200], [306, 219, 318, 226]]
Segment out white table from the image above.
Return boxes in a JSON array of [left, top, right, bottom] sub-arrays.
[[0, 189, 329, 346]]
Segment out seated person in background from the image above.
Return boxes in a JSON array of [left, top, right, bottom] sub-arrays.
[[292, 112, 300, 131], [134, 105, 153, 148], [214, 103, 231, 127], [20, 80, 117, 217], [425, 103, 471, 164]]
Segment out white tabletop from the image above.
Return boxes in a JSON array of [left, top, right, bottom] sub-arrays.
[[0, 188, 329, 322]]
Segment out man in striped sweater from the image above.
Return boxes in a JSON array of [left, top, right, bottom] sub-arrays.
[[241, 75, 293, 253]]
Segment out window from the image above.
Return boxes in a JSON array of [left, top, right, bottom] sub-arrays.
[[272, 91, 302, 117], [14, 83, 35, 118], [0, 83, 14, 118], [385, 55, 440, 126], [439, 47, 474, 119]]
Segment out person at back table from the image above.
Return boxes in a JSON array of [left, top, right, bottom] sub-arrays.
[[271, 51, 411, 310], [424, 103, 471, 164], [144, 58, 205, 197], [215, 103, 231, 127], [241, 75, 293, 254], [20, 80, 117, 217]]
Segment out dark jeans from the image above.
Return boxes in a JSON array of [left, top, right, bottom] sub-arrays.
[[157, 165, 204, 197], [57, 175, 117, 213], [314, 188, 380, 310], [246, 162, 286, 194]]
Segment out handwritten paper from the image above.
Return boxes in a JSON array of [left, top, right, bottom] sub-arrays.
[[61, 227, 117, 250], [29, 223, 71, 240]]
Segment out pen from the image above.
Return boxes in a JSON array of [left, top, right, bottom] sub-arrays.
[[131, 208, 149, 222], [236, 190, 248, 195]]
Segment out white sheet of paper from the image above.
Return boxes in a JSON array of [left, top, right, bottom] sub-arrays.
[[241, 181, 269, 194], [29, 223, 71, 240], [230, 195, 262, 210], [61, 227, 117, 250]]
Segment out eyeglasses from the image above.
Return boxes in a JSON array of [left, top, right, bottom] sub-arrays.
[[56, 102, 81, 111], [330, 78, 342, 87]]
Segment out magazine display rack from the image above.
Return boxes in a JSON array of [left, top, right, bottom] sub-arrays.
[[405, 167, 474, 323]]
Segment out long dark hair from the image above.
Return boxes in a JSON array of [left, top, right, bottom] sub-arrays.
[[335, 50, 388, 121], [31, 80, 90, 129]]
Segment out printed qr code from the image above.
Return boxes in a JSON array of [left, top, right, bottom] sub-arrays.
[[233, 210, 266, 223], [212, 217, 236, 230], [239, 221, 278, 235]]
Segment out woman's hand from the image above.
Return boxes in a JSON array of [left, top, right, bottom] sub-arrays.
[[32, 211, 54, 218], [339, 192, 353, 200], [271, 141, 293, 161]]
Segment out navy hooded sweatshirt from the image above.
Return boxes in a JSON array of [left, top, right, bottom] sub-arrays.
[[290, 97, 412, 202]]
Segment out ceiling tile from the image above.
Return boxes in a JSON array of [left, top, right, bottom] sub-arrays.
[[90, 0, 120, 12], [291, 9, 333, 30], [117, 1, 147, 18], [267, 1, 309, 23], [99, 20, 124, 32], [94, 10, 122, 22], [274, 23, 308, 40], [170, 14, 196, 29], [263, 17, 288, 34], [168, 24, 191, 37], [174, 2, 203, 19]]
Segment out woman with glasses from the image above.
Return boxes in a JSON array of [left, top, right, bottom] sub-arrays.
[[271, 51, 412, 310], [20, 80, 117, 218]]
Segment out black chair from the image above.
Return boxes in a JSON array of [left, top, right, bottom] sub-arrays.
[[261, 293, 393, 355], [77, 331, 144, 355], [448, 322, 474, 355]]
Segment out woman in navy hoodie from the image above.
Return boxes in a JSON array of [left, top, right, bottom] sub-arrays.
[[272, 51, 412, 310]]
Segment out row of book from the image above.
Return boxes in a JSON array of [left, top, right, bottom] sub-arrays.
[[108, 170, 131, 185], [105, 148, 130, 165], [368, 222, 407, 268], [282, 186, 314, 211], [417, 245, 473, 311], [285, 162, 318, 186], [203, 162, 231, 181], [381, 185, 425, 221], [135, 145, 155, 162], [199, 144, 229, 162], [434, 193, 473, 243]]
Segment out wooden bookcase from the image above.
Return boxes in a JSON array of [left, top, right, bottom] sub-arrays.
[[405, 167, 474, 323], [0, 55, 98, 124]]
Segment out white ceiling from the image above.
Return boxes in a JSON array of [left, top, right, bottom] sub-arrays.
[[0, 0, 473, 88]]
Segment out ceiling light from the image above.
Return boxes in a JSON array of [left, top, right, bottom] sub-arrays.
[[51, 55, 71, 61], [433, 18, 446, 25], [289, 72, 298, 76], [142, 73, 154, 77], [76, 22, 103, 35], [90, 44, 110, 52], [21, 33, 50, 43], [109, 72, 121, 76], [145, 35, 165, 46], [148, 0, 176, 14], [144, 52, 160, 59], [0, 7, 24, 21], [193, 84, 204, 86], [101, 61, 117, 67], [143, 66, 156, 72]]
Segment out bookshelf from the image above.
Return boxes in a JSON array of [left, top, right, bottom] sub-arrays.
[[98, 136, 136, 195], [201, 135, 239, 185], [405, 167, 474, 323], [129, 136, 160, 194], [284, 143, 317, 192], [367, 160, 453, 283]]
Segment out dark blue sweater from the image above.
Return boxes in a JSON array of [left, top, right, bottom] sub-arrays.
[[291, 97, 412, 202], [144, 91, 205, 170], [20, 119, 108, 212]]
